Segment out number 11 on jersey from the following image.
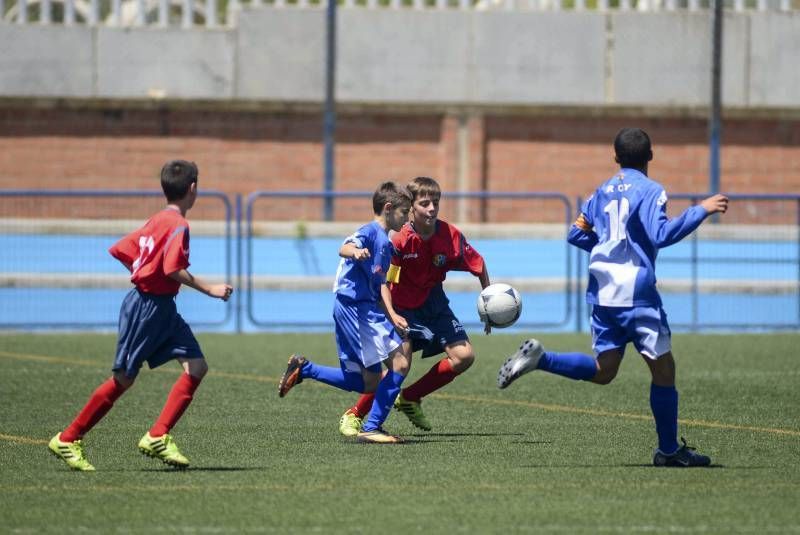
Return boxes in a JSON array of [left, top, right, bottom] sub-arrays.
[[604, 198, 630, 241]]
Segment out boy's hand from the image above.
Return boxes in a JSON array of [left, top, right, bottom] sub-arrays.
[[700, 194, 729, 215], [209, 284, 234, 301], [392, 314, 409, 338], [352, 248, 371, 261]]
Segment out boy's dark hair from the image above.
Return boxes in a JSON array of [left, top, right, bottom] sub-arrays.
[[614, 128, 653, 169], [372, 181, 413, 215], [407, 176, 441, 201], [160, 160, 199, 202]]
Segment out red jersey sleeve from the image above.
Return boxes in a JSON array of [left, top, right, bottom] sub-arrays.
[[109, 229, 140, 268], [448, 224, 485, 277], [162, 225, 190, 276]]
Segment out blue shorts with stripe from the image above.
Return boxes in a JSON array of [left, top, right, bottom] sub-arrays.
[[334, 296, 403, 374], [113, 288, 204, 378], [590, 304, 672, 360], [398, 284, 469, 359]]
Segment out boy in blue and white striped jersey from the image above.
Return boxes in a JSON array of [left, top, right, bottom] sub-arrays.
[[498, 127, 729, 467]]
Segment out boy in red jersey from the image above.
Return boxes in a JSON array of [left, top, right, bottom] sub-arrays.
[[48, 160, 233, 471], [339, 176, 490, 435]]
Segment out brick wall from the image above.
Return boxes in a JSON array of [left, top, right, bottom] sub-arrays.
[[1, 100, 798, 223]]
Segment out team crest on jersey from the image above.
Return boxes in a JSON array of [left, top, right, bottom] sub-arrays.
[[432, 254, 446, 267]]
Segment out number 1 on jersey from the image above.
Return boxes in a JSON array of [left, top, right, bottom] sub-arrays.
[[604, 198, 630, 241], [132, 236, 155, 274]]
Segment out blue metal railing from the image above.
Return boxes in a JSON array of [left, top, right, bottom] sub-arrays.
[[0, 189, 233, 329], [1, 189, 798, 332], [666, 193, 800, 331], [571, 193, 800, 332], [243, 190, 574, 330]]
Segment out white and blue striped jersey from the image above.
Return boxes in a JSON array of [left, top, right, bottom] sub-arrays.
[[333, 221, 393, 303], [568, 168, 708, 307]]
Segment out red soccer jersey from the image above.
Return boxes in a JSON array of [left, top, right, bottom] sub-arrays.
[[388, 220, 485, 310], [109, 208, 191, 295]]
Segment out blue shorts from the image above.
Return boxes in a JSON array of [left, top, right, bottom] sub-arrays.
[[333, 296, 402, 374], [113, 288, 203, 378], [398, 284, 469, 359], [590, 305, 672, 360]]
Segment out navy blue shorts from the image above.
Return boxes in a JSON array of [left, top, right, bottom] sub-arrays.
[[113, 288, 204, 378], [399, 284, 469, 359]]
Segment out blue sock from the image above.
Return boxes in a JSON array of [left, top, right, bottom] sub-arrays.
[[362, 370, 406, 432], [650, 383, 679, 454], [301, 361, 364, 392], [537, 351, 597, 381]]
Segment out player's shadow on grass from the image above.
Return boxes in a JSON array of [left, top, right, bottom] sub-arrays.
[[138, 466, 266, 472], [519, 463, 726, 469], [409, 432, 526, 438]]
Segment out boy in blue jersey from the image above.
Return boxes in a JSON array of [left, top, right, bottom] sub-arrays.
[[278, 181, 413, 444], [498, 128, 729, 467]]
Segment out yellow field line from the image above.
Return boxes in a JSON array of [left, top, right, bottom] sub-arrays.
[[433, 393, 800, 437], [0, 349, 278, 382], [2, 349, 798, 440], [0, 433, 48, 445], [3, 481, 799, 495]]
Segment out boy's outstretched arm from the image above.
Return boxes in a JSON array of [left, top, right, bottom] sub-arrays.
[[700, 193, 729, 215], [477, 266, 492, 334], [478, 265, 490, 290], [168, 269, 233, 301], [647, 192, 729, 248], [567, 214, 599, 252]]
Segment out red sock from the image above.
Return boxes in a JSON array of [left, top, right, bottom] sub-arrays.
[[61, 377, 127, 442], [351, 393, 376, 418], [150, 374, 202, 438], [401, 359, 458, 402]]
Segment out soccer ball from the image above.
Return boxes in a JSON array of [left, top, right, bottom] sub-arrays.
[[477, 283, 522, 328]]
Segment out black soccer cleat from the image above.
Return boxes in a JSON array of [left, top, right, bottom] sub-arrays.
[[653, 437, 711, 467], [278, 354, 306, 397]]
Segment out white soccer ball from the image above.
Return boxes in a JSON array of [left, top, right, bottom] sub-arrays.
[[477, 283, 522, 328]]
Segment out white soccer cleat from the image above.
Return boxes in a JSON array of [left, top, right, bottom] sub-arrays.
[[497, 338, 544, 389]]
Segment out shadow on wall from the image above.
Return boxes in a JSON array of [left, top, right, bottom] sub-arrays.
[[0, 105, 443, 143]]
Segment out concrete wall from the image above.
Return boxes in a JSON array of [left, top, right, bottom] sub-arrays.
[[2, 9, 799, 107]]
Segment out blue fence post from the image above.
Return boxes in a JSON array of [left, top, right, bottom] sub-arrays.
[[235, 194, 243, 334], [691, 196, 699, 332], [574, 196, 583, 334]]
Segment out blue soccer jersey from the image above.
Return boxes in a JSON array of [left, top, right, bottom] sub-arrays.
[[333, 221, 394, 303], [568, 168, 708, 307]]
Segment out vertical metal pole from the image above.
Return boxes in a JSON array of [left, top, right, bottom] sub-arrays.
[[691, 201, 699, 332], [709, 0, 723, 198], [235, 194, 243, 334], [246, 194, 254, 329], [323, 0, 337, 221], [575, 196, 583, 333]]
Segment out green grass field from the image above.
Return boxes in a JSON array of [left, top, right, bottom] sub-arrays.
[[1, 332, 799, 533]]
